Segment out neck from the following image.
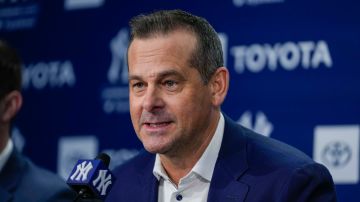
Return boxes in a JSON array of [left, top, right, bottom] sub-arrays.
[[160, 111, 220, 185]]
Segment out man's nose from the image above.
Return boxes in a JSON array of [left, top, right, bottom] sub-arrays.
[[142, 86, 164, 112]]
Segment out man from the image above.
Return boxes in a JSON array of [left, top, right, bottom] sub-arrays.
[[0, 40, 75, 201], [107, 10, 336, 201]]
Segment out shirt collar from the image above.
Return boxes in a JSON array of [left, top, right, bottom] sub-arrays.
[[0, 138, 14, 173], [153, 154, 168, 181], [153, 113, 225, 182]]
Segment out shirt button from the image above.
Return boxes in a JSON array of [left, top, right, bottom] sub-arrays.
[[176, 194, 183, 201]]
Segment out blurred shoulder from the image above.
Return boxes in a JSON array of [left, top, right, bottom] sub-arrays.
[[16, 155, 76, 201]]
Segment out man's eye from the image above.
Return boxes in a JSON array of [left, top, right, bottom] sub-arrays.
[[163, 80, 179, 91], [133, 82, 144, 89], [164, 80, 176, 87]]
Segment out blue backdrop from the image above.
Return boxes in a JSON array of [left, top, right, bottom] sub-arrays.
[[1, 0, 359, 201]]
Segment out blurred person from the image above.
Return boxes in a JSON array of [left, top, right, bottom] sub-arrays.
[[0, 40, 75, 201], [107, 10, 337, 202]]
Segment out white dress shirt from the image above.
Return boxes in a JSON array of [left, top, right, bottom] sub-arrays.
[[0, 138, 14, 173], [153, 113, 225, 202]]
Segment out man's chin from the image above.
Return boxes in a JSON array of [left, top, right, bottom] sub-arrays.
[[143, 144, 169, 154]]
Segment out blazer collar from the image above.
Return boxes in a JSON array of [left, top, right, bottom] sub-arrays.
[[208, 114, 249, 202]]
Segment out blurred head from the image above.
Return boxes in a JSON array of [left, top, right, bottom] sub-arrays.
[[0, 40, 22, 101], [127, 10, 229, 156], [0, 40, 23, 144]]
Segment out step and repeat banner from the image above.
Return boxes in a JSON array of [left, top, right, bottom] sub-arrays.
[[1, 0, 359, 201]]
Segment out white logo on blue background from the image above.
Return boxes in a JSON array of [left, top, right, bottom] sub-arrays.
[[23, 60, 76, 90], [230, 40, 332, 74], [92, 169, 112, 195], [233, 0, 285, 7], [65, 0, 105, 10], [70, 161, 94, 181], [101, 27, 130, 114], [237, 110, 273, 137], [314, 125, 359, 184], [108, 28, 129, 84], [0, 0, 40, 31], [322, 141, 352, 168]]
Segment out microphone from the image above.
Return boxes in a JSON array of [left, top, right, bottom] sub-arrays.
[[67, 153, 116, 201]]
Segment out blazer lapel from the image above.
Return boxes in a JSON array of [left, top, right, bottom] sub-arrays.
[[208, 161, 248, 202], [136, 153, 159, 202], [147, 175, 159, 202], [208, 115, 250, 202]]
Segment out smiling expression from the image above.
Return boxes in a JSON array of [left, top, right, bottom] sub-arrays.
[[128, 30, 218, 156]]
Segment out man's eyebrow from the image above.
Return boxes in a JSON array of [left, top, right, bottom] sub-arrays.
[[128, 74, 142, 81], [128, 69, 186, 81]]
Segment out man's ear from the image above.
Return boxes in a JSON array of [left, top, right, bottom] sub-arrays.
[[0, 91, 23, 122], [209, 67, 229, 107]]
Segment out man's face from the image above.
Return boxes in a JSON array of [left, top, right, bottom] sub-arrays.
[[128, 30, 216, 156]]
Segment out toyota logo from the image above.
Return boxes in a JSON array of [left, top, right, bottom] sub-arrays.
[[322, 141, 352, 168]]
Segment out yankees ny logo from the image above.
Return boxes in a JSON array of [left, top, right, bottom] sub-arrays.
[[108, 28, 129, 84], [92, 170, 112, 195], [70, 161, 93, 181]]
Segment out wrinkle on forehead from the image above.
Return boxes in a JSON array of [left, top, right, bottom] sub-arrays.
[[128, 30, 196, 63], [128, 31, 197, 81], [134, 46, 175, 65]]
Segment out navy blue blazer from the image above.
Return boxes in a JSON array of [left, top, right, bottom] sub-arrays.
[[107, 115, 337, 202], [0, 149, 76, 202]]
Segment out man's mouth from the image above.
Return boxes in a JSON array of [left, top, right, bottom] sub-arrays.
[[144, 122, 172, 128]]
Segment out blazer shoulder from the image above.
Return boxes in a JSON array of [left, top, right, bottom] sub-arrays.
[[224, 115, 314, 169], [221, 115, 336, 201], [14, 155, 76, 201]]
